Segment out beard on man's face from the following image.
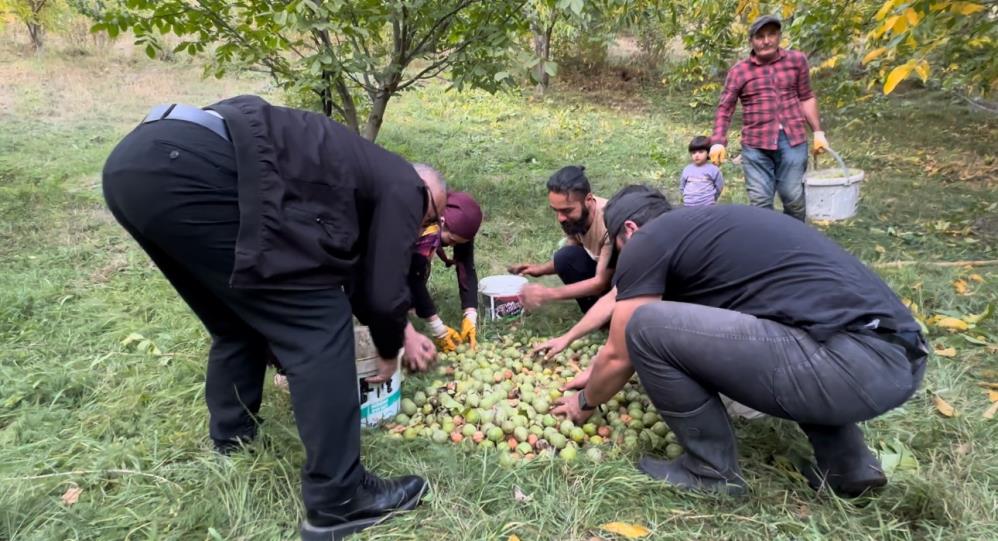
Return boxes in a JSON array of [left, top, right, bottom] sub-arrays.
[[560, 204, 590, 236]]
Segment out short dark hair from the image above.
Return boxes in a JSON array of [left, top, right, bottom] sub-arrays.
[[688, 136, 711, 153], [546, 165, 591, 199], [605, 184, 672, 238]]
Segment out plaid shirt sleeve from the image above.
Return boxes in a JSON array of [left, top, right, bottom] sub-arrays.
[[795, 51, 815, 102], [711, 62, 747, 146]]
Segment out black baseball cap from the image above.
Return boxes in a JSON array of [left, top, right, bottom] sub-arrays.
[[603, 185, 672, 268], [749, 15, 782, 37]]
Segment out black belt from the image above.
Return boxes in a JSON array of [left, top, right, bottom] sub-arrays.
[[143, 103, 230, 142]]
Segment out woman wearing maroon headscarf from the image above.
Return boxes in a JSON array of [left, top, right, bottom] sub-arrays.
[[409, 192, 483, 351]]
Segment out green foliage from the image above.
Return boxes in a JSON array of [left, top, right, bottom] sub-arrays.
[[638, 0, 995, 107], [519, 0, 640, 90], [863, 0, 997, 97], [83, 0, 526, 141], [1, 0, 71, 49]]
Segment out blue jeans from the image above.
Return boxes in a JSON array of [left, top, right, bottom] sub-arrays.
[[741, 131, 808, 221]]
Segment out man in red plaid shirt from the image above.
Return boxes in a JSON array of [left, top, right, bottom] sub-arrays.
[[709, 15, 829, 221]]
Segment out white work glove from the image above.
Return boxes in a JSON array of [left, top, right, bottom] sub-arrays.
[[812, 131, 829, 155]]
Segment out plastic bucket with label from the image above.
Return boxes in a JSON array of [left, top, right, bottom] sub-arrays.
[[478, 274, 528, 320], [354, 325, 402, 427]]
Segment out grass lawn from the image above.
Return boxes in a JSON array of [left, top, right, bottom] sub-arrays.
[[1, 39, 996, 541]]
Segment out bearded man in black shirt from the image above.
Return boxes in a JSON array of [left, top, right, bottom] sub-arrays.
[[553, 185, 927, 498]]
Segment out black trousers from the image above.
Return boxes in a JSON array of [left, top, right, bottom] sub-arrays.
[[553, 244, 599, 313], [625, 301, 927, 461], [102, 119, 362, 512]]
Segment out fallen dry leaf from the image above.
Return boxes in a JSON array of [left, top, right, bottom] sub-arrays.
[[61, 485, 82, 506], [984, 401, 998, 420], [933, 394, 957, 417], [935, 317, 970, 332], [513, 486, 531, 503], [953, 279, 969, 295], [508, 536, 521, 541], [969, 274, 984, 283], [989, 390, 998, 402], [600, 522, 651, 539], [933, 346, 957, 358]]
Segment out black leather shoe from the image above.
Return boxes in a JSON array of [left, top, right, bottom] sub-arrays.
[[212, 434, 256, 456], [300, 472, 427, 541]]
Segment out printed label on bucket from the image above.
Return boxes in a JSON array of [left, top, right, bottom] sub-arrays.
[[494, 295, 523, 318], [358, 369, 401, 427]]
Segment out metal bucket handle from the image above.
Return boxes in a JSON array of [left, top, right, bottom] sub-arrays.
[[809, 147, 851, 178]]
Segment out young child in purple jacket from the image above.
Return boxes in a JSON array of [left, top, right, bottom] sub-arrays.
[[680, 136, 724, 207]]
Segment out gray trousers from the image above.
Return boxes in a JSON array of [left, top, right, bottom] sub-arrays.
[[625, 302, 926, 427]]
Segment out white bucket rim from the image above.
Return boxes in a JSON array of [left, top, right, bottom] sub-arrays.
[[805, 168, 865, 187], [479, 274, 527, 297]]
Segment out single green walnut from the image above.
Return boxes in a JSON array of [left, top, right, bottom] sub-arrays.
[[559, 446, 578, 461], [401, 398, 417, 416], [666, 443, 683, 459]]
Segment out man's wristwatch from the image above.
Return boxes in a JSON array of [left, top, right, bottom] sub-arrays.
[[577, 389, 597, 411]]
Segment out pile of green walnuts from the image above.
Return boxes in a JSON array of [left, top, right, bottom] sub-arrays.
[[386, 337, 683, 464]]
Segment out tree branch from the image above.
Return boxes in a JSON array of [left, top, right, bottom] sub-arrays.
[[404, 0, 478, 63]]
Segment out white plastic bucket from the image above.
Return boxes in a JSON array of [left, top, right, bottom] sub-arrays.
[[478, 274, 528, 320], [354, 325, 402, 427], [804, 149, 864, 221]]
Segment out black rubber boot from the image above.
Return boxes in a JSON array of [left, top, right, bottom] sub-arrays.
[[798, 423, 886, 498], [637, 398, 747, 495], [299, 471, 427, 541]]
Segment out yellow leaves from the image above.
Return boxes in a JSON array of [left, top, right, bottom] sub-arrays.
[[951, 1, 986, 15], [968, 36, 992, 48], [930, 1, 952, 12], [914, 60, 930, 82], [933, 394, 957, 417], [818, 55, 842, 70], [875, 0, 903, 20], [862, 47, 887, 65], [737, 0, 760, 19], [884, 62, 914, 94], [933, 316, 970, 331], [782, 1, 795, 19], [601, 522, 652, 539], [964, 305, 993, 325], [953, 279, 969, 295], [969, 274, 985, 283], [508, 536, 521, 541], [933, 345, 957, 357], [891, 14, 909, 34], [984, 389, 998, 419], [904, 7, 922, 27]]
